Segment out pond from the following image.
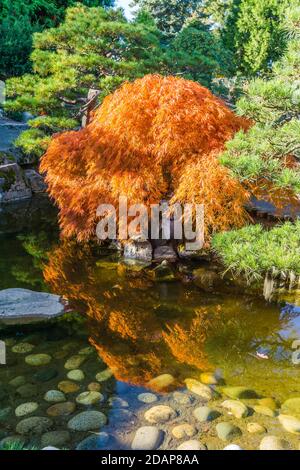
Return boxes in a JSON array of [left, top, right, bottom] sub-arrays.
[[1, 202, 300, 450]]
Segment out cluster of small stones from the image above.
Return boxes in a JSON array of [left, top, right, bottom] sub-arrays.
[[1, 337, 300, 450]]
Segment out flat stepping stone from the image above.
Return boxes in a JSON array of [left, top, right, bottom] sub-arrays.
[[172, 391, 194, 405], [9, 376, 26, 387], [33, 368, 58, 383], [223, 444, 243, 450], [0, 288, 65, 324], [132, 426, 164, 450], [253, 405, 276, 417]]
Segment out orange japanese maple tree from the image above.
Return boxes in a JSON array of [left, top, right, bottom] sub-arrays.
[[41, 74, 250, 241]]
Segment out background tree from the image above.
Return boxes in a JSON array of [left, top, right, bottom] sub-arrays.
[[206, 0, 289, 77], [0, 0, 115, 79], [164, 16, 228, 89], [132, 0, 203, 37], [220, 3, 300, 201], [5, 5, 163, 159]]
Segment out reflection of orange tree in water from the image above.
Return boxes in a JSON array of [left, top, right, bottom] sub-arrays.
[[43, 240, 213, 388], [43, 240, 298, 388]]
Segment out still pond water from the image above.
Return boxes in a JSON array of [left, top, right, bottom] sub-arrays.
[[1, 201, 300, 450]]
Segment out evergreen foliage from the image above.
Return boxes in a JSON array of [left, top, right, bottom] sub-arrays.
[[0, 0, 115, 79], [220, 4, 300, 199], [5, 5, 163, 159]]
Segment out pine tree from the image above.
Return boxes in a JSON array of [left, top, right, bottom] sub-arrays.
[[5, 5, 163, 159], [208, 0, 290, 77], [220, 3, 300, 206], [0, 0, 115, 79]]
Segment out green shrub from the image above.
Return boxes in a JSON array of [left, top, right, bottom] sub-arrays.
[[212, 221, 300, 281]]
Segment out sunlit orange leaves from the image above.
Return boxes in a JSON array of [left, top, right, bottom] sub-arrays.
[[41, 74, 250, 240]]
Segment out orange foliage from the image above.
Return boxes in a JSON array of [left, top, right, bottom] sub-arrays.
[[41, 74, 250, 241]]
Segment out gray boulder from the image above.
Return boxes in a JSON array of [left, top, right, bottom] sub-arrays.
[[24, 170, 47, 193], [0, 163, 31, 203], [124, 238, 152, 261], [0, 288, 66, 324]]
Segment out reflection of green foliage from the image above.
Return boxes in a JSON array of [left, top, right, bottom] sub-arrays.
[[8, 231, 56, 290], [18, 232, 51, 262]]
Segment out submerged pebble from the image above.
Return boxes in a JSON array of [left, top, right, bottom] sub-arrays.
[[16, 416, 53, 435], [44, 390, 66, 403], [147, 374, 175, 391], [47, 402, 76, 417], [12, 343, 35, 354], [25, 354, 52, 366], [137, 393, 158, 404], [68, 411, 107, 431], [76, 433, 110, 450], [58, 381, 80, 394], [15, 402, 39, 417], [41, 431, 70, 448], [172, 423, 197, 439], [132, 426, 164, 450], [67, 370, 85, 382], [184, 378, 216, 400], [259, 435, 290, 450], [216, 422, 242, 441], [144, 405, 177, 424], [95, 368, 113, 382], [76, 391, 104, 406], [177, 440, 206, 450], [193, 406, 220, 422], [64, 355, 86, 370]]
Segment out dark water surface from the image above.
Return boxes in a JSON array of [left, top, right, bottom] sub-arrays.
[[1, 204, 300, 450]]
